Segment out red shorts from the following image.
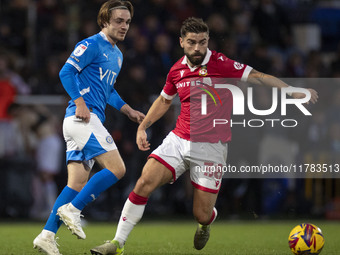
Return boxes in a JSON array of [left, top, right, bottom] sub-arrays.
[[149, 132, 228, 194]]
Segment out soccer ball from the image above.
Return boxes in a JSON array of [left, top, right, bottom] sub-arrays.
[[288, 223, 325, 254]]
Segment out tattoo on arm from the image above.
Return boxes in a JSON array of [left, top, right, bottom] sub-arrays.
[[249, 69, 267, 86], [256, 72, 265, 84], [145, 121, 152, 129], [250, 69, 287, 88]]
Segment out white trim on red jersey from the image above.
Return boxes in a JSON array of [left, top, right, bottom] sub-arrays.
[[241, 65, 253, 82], [161, 90, 176, 100]]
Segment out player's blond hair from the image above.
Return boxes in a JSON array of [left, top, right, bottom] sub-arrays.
[[97, 0, 134, 29], [180, 17, 209, 38]]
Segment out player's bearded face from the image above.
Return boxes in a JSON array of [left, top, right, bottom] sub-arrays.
[[181, 32, 209, 66], [185, 51, 205, 66]]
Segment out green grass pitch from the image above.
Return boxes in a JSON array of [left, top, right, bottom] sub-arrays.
[[0, 220, 339, 254]]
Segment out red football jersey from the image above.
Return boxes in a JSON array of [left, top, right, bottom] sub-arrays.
[[161, 49, 252, 143]]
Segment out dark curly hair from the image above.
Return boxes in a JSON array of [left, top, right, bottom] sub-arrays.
[[180, 17, 209, 38]]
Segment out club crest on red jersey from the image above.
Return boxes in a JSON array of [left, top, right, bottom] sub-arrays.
[[199, 65, 208, 76]]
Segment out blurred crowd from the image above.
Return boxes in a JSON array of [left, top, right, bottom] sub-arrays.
[[1, 0, 340, 221]]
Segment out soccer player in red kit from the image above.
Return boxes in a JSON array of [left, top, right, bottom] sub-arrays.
[[90, 17, 318, 254]]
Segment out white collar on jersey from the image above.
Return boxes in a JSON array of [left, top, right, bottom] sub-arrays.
[[181, 48, 212, 72], [99, 31, 110, 42]]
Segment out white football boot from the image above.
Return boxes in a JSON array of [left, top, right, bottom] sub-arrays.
[[33, 232, 62, 255], [57, 203, 86, 239]]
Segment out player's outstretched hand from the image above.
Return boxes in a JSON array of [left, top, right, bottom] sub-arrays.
[[128, 110, 145, 124], [136, 129, 150, 151], [292, 88, 318, 104]]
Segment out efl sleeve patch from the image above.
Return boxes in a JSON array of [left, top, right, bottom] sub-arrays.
[[73, 44, 88, 56]]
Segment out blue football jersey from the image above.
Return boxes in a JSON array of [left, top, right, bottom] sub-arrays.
[[62, 32, 125, 123]]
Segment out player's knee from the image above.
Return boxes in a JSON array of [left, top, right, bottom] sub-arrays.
[[194, 209, 211, 225], [136, 177, 149, 190], [134, 177, 154, 197], [111, 164, 126, 179], [68, 179, 87, 192]]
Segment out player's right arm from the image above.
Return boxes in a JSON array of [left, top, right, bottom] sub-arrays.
[[59, 64, 91, 122], [136, 95, 172, 151], [60, 39, 98, 122]]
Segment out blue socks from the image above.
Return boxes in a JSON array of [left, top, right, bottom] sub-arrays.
[[71, 169, 119, 210], [43, 169, 118, 233], [44, 186, 78, 233]]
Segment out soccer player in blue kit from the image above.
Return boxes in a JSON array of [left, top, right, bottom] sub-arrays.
[[33, 1, 144, 254]]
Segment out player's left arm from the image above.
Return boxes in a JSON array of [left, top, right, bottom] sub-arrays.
[[247, 69, 318, 104], [108, 89, 145, 124], [120, 104, 145, 124]]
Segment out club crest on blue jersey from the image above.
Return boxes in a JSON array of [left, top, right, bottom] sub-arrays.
[[106, 136, 113, 144], [118, 57, 122, 68]]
